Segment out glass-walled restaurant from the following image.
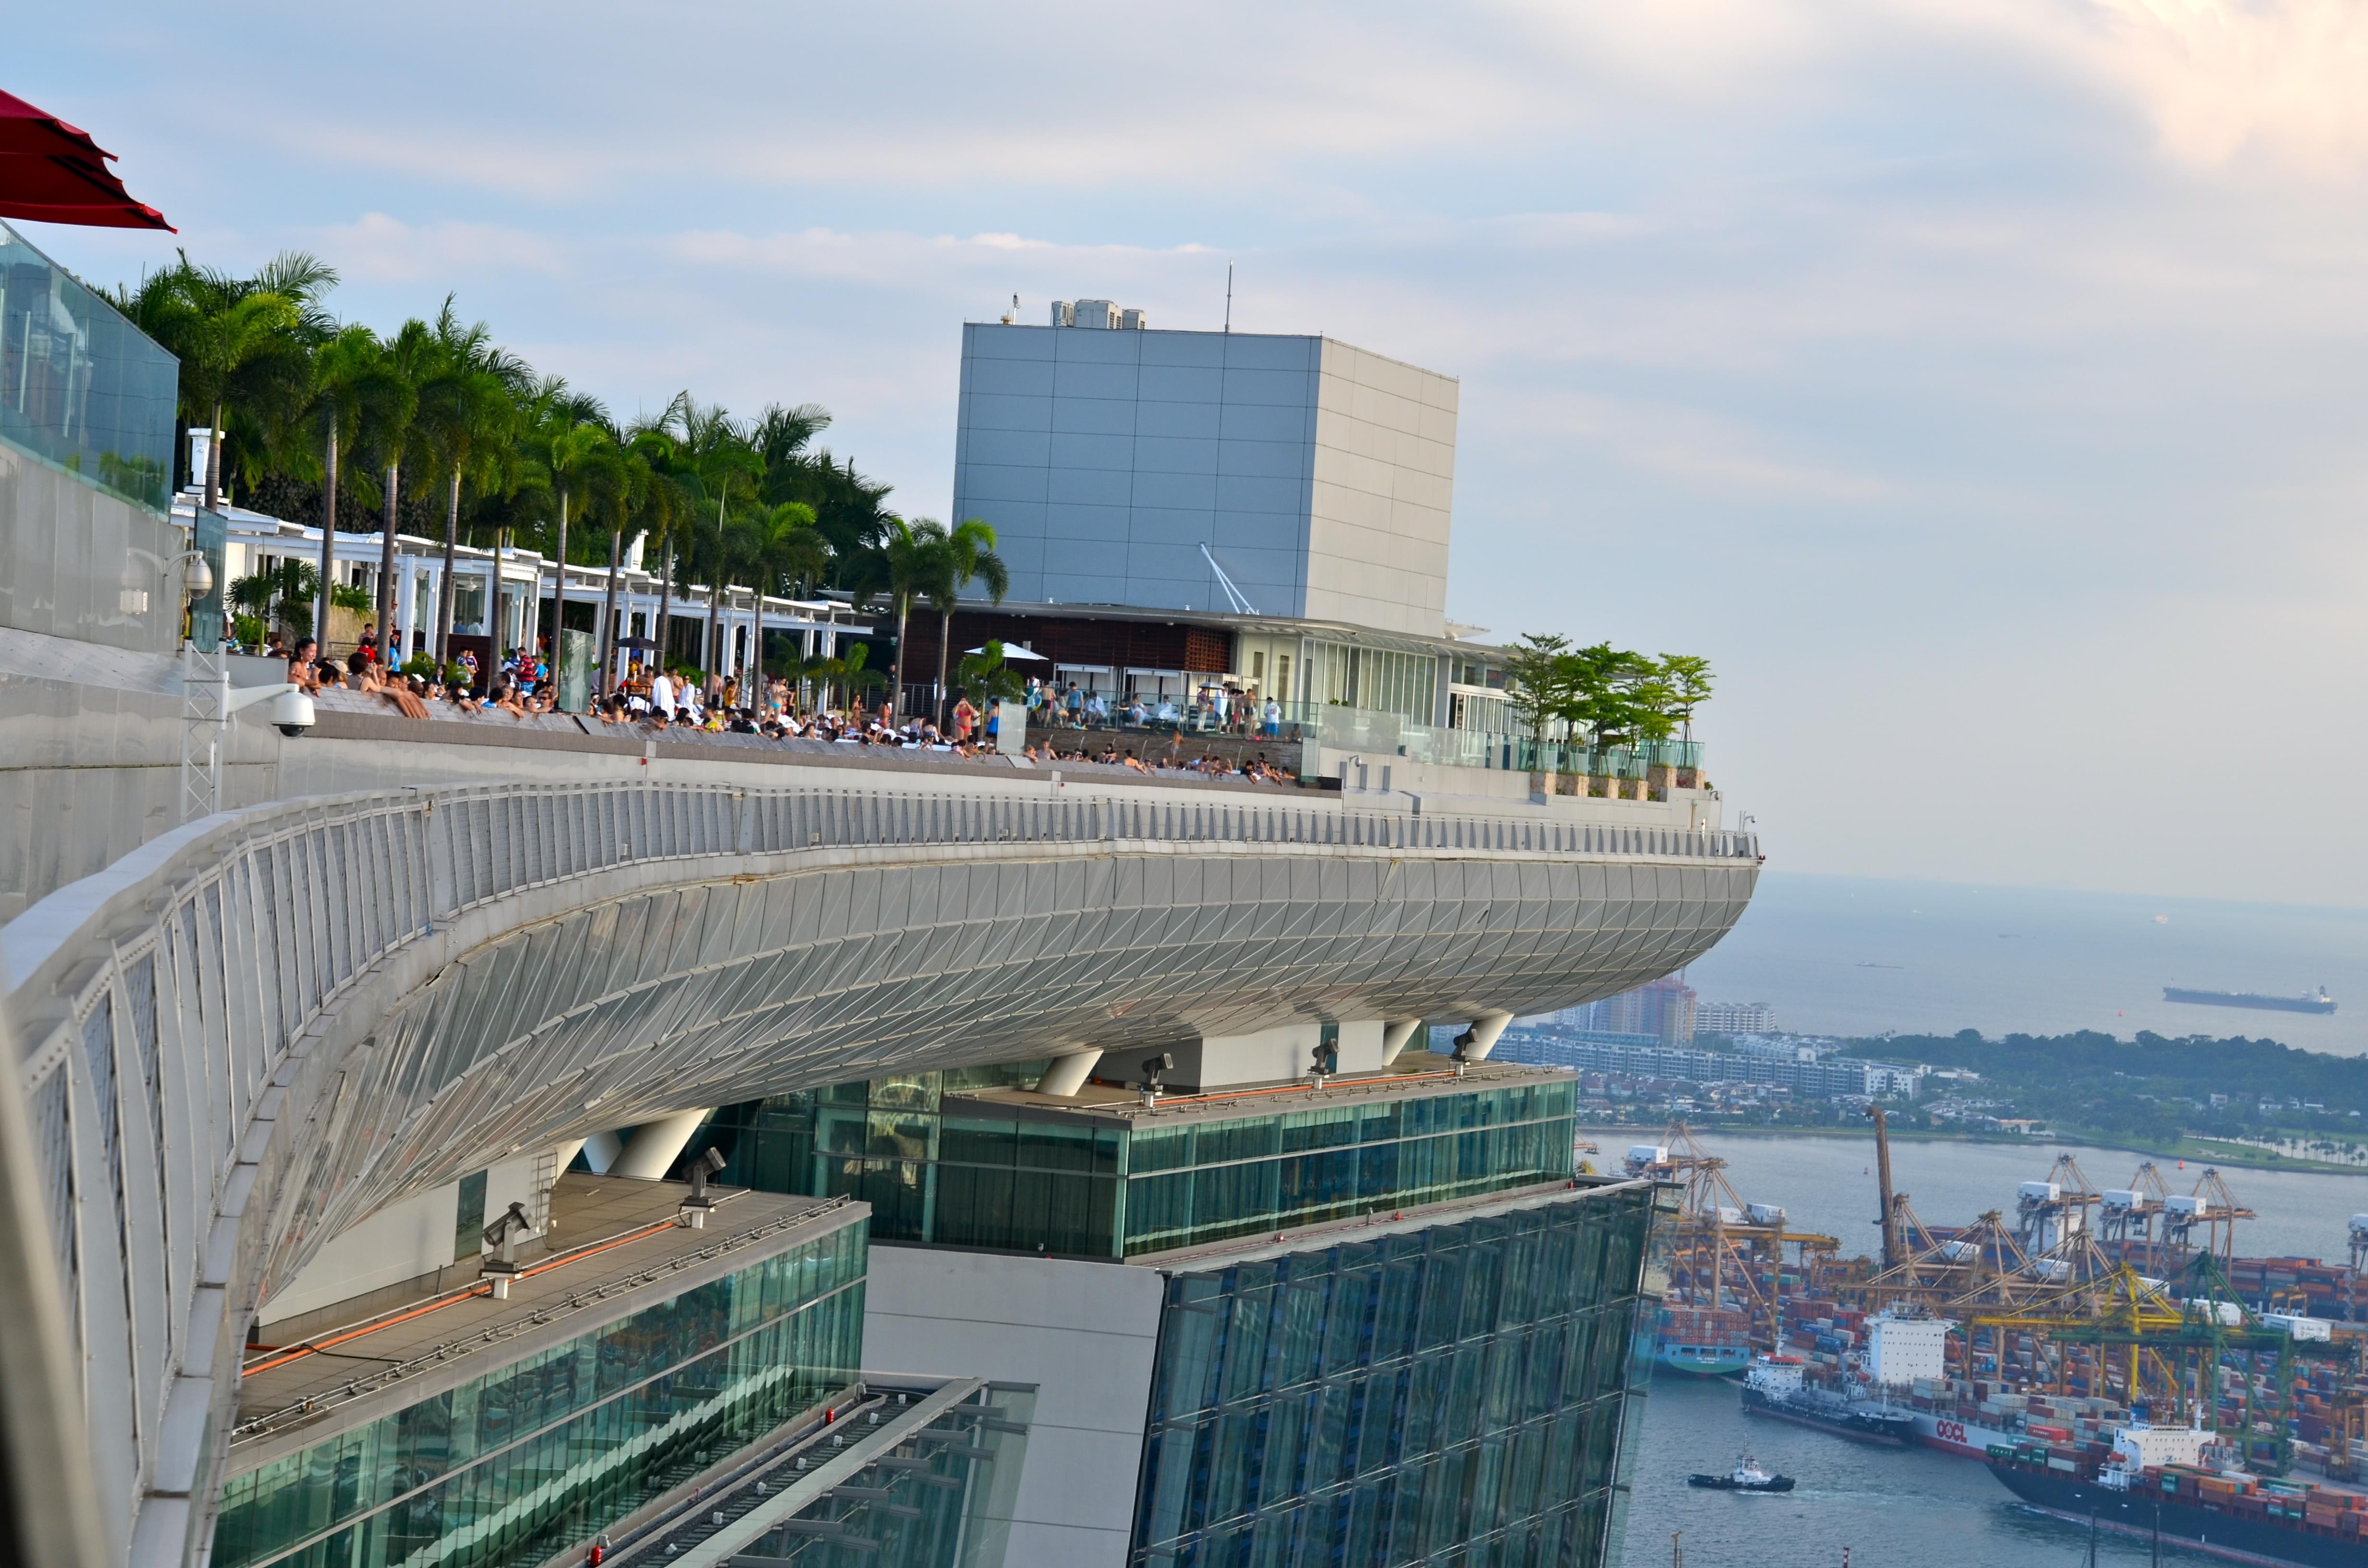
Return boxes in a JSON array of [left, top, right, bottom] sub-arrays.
[[0, 219, 178, 513], [691, 1067, 1580, 1262], [212, 1221, 868, 1568]]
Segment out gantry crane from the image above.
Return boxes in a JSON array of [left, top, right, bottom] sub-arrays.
[[1632, 1122, 1838, 1349], [2161, 1168, 2255, 1273]]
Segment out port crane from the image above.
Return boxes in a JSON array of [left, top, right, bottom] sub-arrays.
[[1970, 1255, 2362, 1475], [1632, 1122, 1838, 1350], [2099, 1161, 2175, 1274], [2160, 1168, 2255, 1273]]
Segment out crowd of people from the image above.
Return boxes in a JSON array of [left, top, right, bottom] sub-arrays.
[[266, 627, 1298, 782], [1030, 677, 1288, 739]]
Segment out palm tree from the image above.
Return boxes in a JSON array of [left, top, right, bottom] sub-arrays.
[[596, 445, 653, 692], [366, 318, 431, 659], [283, 325, 403, 648], [414, 300, 529, 663], [539, 420, 618, 671], [130, 252, 337, 512], [880, 516, 947, 722], [732, 500, 823, 686], [660, 396, 761, 689], [929, 518, 1008, 723]]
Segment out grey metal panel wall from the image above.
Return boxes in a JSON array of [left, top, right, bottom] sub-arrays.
[[954, 324, 1320, 617], [3, 779, 1757, 1568]]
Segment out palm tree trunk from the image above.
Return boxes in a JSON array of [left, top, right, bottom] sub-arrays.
[[379, 460, 400, 666], [601, 526, 623, 697], [657, 538, 674, 674], [703, 483, 727, 696], [891, 597, 911, 725], [316, 422, 339, 650], [436, 469, 460, 665], [936, 607, 953, 725]]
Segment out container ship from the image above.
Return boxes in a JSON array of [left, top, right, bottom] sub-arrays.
[[1653, 1303, 1754, 1376], [1989, 1421, 2368, 1568], [2164, 985, 2337, 1016]]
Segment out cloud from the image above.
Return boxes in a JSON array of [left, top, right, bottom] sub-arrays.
[[1923, 0, 2368, 176], [306, 213, 570, 285]]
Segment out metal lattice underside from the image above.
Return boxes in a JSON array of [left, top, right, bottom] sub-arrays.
[[1, 776, 1757, 1568]]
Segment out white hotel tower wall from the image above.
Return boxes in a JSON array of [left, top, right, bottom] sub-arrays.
[[951, 321, 1459, 638]]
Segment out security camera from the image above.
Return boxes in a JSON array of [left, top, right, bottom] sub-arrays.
[[680, 1145, 729, 1226], [269, 688, 315, 737]]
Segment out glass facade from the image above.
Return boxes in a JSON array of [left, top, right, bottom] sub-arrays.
[[0, 220, 179, 513], [693, 1074, 1576, 1261], [213, 1223, 867, 1568], [1298, 640, 1439, 728], [747, 1383, 1035, 1568], [1131, 1186, 1656, 1568]]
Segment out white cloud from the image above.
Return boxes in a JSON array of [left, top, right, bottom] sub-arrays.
[[306, 213, 571, 285]]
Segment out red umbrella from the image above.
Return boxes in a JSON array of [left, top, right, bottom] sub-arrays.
[[0, 87, 172, 231]]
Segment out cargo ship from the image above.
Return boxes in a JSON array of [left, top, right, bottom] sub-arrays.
[[1989, 1422, 2368, 1568], [1653, 1303, 1753, 1377], [2164, 985, 2337, 1016], [1740, 1357, 1915, 1445]]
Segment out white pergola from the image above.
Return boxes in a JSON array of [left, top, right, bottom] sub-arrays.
[[186, 496, 872, 684]]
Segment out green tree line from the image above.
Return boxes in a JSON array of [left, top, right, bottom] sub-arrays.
[[1849, 1029, 2368, 1144], [106, 250, 1007, 704], [1501, 634, 1714, 753]]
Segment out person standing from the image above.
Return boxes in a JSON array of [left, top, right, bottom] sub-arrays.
[[651, 667, 676, 722]]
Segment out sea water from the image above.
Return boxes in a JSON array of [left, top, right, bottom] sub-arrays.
[[1621, 1374, 2211, 1567], [1681, 873, 2368, 1055]]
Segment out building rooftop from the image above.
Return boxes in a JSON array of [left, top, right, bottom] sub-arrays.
[[229, 1176, 862, 1470], [1133, 1171, 1655, 1272], [946, 1052, 1572, 1128]]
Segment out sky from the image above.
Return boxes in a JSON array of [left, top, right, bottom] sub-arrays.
[[23, 1, 2368, 906]]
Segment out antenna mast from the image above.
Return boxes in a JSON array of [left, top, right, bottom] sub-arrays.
[[1224, 262, 1233, 333]]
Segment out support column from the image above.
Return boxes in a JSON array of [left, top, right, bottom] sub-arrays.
[[1453, 1011, 1514, 1062], [579, 1129, 623, 1175], [609, 1109, 714, 1181], [1380, 1020, 1423, 1064], [1035, 1050, 1104, 1098]]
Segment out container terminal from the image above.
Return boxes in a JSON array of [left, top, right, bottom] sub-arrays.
[[1636, 1115, 2368, 1564]]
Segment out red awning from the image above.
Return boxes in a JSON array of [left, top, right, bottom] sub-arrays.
[[0, 88, 172, 231]]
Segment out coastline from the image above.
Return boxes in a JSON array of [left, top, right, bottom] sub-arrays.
[[1576, 1122, 2368, 1177]]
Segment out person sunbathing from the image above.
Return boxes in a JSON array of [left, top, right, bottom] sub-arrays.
[[359, 665, 432, 720]]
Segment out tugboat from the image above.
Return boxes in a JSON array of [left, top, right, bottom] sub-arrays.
[[1740, 1356, 1915, 1446], [1689, 1453, 1796, 1493]]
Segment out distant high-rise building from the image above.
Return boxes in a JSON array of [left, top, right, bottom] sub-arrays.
[[1696, 999, 1778, 1036], [1566, 973, 1698, 1045]]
